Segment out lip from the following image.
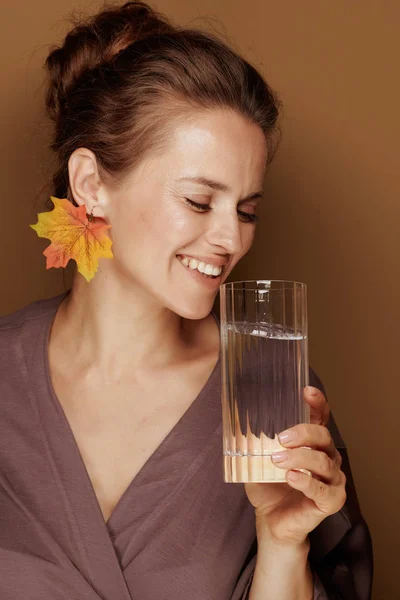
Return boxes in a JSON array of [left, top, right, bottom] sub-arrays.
[[176, 256, 223, 289], [176, 254, 229, 268]]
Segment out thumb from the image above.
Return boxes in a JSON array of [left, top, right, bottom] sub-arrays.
[[304, 386, 330, 425]]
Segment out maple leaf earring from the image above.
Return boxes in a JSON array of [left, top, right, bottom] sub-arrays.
[[30, 196, 114, 283]]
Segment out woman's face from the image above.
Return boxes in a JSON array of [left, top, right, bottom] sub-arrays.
[[106, 108, 268, 319]]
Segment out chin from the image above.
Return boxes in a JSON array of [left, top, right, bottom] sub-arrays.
[[173, 299, 216, 321]]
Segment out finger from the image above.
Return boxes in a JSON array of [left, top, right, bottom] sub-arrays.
[[285, 469, 347, 516], [304, 386, 330, 426], [278, 424, 337, 461], [271, 447, 343, 485]]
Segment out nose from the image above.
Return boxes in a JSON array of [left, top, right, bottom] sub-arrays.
[[206, 212, 244, 256]]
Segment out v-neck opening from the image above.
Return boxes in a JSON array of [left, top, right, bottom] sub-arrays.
[[40, 294, 221, 529]]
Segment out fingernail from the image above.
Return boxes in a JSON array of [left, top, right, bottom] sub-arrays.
[[287, 470, 300, 481], [271, 452, 288, 463], [305, 386, 319, 396], [279, 430, 296, 444]]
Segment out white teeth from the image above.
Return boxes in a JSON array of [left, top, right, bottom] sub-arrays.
[[178, 255, 222, 276]]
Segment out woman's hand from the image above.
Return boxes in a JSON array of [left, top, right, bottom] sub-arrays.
[[244, 386, 347, 547]]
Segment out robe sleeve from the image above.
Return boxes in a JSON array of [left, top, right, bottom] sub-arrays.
[[230, 368, 373, 600]]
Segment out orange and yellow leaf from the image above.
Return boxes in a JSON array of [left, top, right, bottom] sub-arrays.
[[30, 197, 113, 282]]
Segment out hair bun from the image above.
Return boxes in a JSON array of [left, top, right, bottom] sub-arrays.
[[45, 1, 172, 122]]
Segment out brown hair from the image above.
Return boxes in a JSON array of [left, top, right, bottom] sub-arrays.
[[44, 1, 282, 203]]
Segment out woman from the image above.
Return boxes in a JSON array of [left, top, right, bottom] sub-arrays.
[[0, 2, 372, 599]]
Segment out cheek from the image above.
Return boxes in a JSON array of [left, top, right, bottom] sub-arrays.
[[161, 205, 189, 235], [158, 203, 200, 248], [110, 201, 190, 261], [107, 203, 150, 265]]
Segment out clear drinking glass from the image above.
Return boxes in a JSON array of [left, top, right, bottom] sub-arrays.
[[220, 280, 309, 483]]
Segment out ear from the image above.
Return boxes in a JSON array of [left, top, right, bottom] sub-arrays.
[[68, 148, 108, 219]]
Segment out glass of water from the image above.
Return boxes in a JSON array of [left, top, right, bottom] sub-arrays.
[[220, 280, 309, 483]]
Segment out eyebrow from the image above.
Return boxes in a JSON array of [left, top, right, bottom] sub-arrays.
[[176, 176, 263, 203]]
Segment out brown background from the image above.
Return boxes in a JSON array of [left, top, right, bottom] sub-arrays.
[[2, 1, 399, 598]]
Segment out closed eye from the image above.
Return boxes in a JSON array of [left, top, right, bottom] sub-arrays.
[[183, 198, 258, 223]]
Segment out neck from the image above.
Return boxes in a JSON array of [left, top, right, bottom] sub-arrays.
[[51, 274, 197, 380]]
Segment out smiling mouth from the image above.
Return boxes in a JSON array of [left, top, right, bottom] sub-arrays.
[[176, 255, 225, 279], [176, 255, 226, 280]]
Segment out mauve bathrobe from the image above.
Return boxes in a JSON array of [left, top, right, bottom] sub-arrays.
[[0, 291, 373, 599]]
